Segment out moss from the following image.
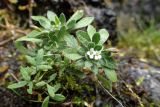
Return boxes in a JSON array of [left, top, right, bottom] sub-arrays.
[[118, 24, 160, 66]]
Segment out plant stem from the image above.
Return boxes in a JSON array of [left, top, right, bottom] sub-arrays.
[[10, 73, 20, 82], [29, 100, 72, 106], [98, 81, 125, 107]]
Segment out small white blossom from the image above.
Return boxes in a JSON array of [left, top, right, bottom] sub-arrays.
[[87, 48, 96, 59], [94, 51, 102, 60], [87, 48, 102, 60]]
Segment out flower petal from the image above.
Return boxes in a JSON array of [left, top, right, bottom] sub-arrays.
[[98, 55, 102, 59], [94, 56, 99, 60], [87, 51, 90, 55], [89, 54, 94, 59]]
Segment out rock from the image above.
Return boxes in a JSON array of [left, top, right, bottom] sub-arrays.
[[0, 87, 28, 107], [111, 0, 160, 30], [118, 58, 160, 106], [130, 64, 160, 102]]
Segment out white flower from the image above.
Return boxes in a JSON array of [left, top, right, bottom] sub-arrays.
[[87, 48, 96, 59], [94, 51, 102, 60], [86, 48, 102, 60]]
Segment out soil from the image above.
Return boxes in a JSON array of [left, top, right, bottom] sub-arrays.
[[0, 87, 31, 107]]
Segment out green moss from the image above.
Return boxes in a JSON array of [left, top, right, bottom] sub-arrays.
[[118, 24, 160, 66]]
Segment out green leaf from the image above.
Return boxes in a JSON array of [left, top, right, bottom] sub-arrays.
[[85, 61, 93, 68], [67, 10, 84, 24], [57, 26, 66, 40], [136, 76, 144, 86], [66, 20, 76, 30], [27, 30, 45, 38], [74, 17, 94, 29], [94, 45, 103, 51], [16, 37, 42, 43], [54, 16, 60, 25], [97, 74, 112, 89], [64, 35, 78, 48], [8, 81, 27, 89], [78, 47, 86, 55], [99, 29, 109, 44], [77, 31, 91, 41], [59, 13, 66, 25], [92, 65, 99, 75], [41, 96, 49, 107], [76, 59, 85, 68], [64, 53, 83, 61], [26, 66, 36, 75], [63, 48, 83, 60], [36, 49, 44, 64], [27, 30, 39, 37], [88, 42, 95, 49], [27, 82, 33, 94], [87, 25, 96, 39], [47, 73, 57, 83], [52, 83, 61, 93], [76, 30, 91, 43], [50, 34, 58, 43], [47, 11, 57, 22], [92, 32, 100, 44], [25, 55, 36, 65], [20, 67, 30, 81], [103, 57, 117, 69], [35, 81, 46, 87], [52, 94, 65, 101], [104, 68, 117, 82], [47, 84, 55, 98], [37, 65, 52, 71], [32, 16, 51, 29], [14, 42, 35, 56]]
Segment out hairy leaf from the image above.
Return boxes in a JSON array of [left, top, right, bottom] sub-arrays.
[[85, 61, 93, 68], [74, 17, 94, 29], [41, 96, 49, 107], [32, 16, 51, 29], [92, 32, 100, 44], [47, 84, 55, 98], [16, 37, 42, 43], [8, 81, 27, 89], [37, 65, 52, 71], [99, 29, 109, 44], [57, 26, 66, 40], [36, 49, 44, 64], [52, 83, 61, 93], [25, 55, 36, 65], [104, 68, 117, 82], [67, 20, 76, 30], [64, 35, 78, 48], [35, 81, 46, 87], [94, 45, 103, 51], [63, 48, 83, 60], [47, 11, 57, 22], [27, 82, 33, 94], [20, 67, 30, 81], [52, 94, 65, 101], [92, 65, 99, 75], [67, 10, 84, 24], [59, 13, 66, 25], [87, 25, 96, 39], [47, 73, 57, 83]]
